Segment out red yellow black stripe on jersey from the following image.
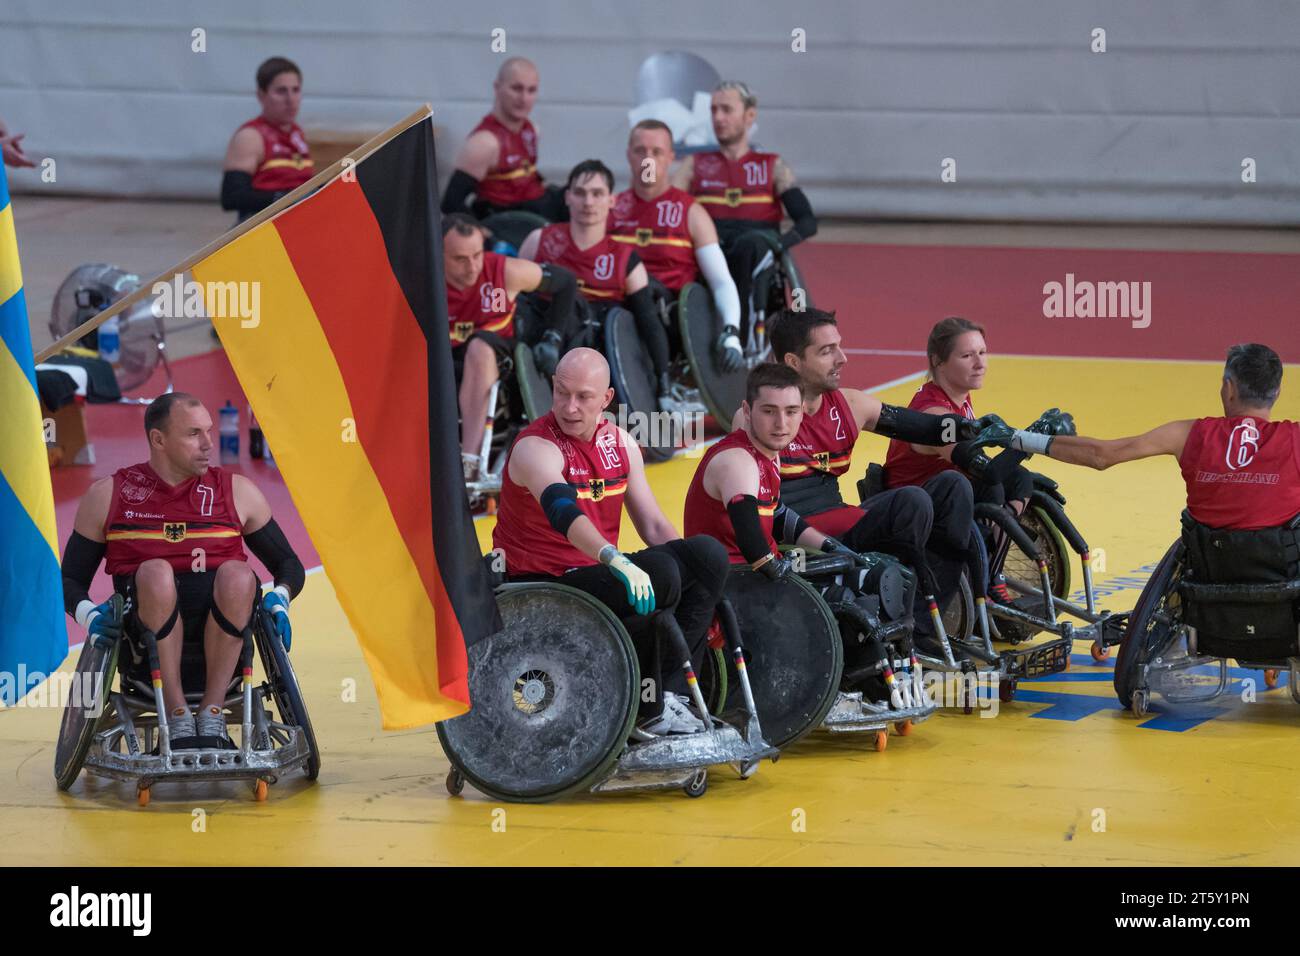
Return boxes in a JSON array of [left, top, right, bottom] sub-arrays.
[[107, 521, 240, 544], [610, 232, 694, 249], [575, 475, 629, 501], [780, 450, 852, 477], [484, 163, 537, 182]]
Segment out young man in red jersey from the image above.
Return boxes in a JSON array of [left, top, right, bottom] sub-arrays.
[[609, 120, 745, 373], [492, 348, 730, 735], [61, 394, 305, 746], [221, 57, 315, 224], [442, 213, 577, 476], [1020, 344, 1299, 531], [441, 57, 565, 221], [671, 82, 818, 337], [520, 159, 672, 406]]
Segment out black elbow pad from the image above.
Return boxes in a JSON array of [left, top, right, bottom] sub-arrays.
[[61, 531, 106, 616], [243, 519, 306, 599], [772, 502, 809, 545], [779, 186, 817, 246], [441, 169, 480, 215], [875, 404, 966, 446], [726, 494, 775, 565]]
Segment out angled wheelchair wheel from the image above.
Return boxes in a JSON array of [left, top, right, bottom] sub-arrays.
[[942, 571, 975, 644], [779, 248, 813, 311], [436, 583, 640, 802], [513, 341, 551, 422], [254, 609, 321, 780], [604, 306, 675, 462], [679, 282, 747, 426], [55, 595, 123, 791], [996, 505, 1072, 641], [721, 567, 843, 748], [480, 210, 550, 255], [1114, 541, 1184, 710]]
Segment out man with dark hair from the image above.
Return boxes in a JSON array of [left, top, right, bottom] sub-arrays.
[[1009, 343, 1300, 531], [671, 81, 818, 339], [517, 159, 672, 406], [686, 364, 855, 576], [221, 57, 313, 224], [493, 348, 730, 735], [765, 308, 1004, 634], [441, 57, 565, 220], [442, 213, 577, 477], [61, 393, 306, 747], [609, 120, 744, 373]]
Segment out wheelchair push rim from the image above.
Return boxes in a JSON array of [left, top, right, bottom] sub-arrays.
[[54, 601, 123, 791], [678, 282, 749, 427], [604, 306, 677, 462], [436, 582, 641, 802], [253, 607, 321, 781], [1114, 540, 1193, 710], [513, 341, 551, 423]]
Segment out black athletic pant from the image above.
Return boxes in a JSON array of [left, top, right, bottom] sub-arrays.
[[525, 536, 730, 718], [717, 224, 780, 339]]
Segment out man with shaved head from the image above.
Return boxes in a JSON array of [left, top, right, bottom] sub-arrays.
[[441, 57, 566, 221], [493, 348, 730, 735]]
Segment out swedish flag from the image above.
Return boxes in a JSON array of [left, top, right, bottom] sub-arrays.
[[0, 163, 67, 704]]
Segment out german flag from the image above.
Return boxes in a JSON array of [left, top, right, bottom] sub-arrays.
[[191, 114, 500, 729]]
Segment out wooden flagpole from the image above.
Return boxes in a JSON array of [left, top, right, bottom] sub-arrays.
[[34, 103, 433, 364]]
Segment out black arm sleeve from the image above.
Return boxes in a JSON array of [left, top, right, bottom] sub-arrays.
[[726, 495, 776, 565], [221, 170, 283, 215], [244, 519, 306, 600], [441, 169, 480, 215], [772, 502, 810, 546], [778, 186, 818, 249], [874, 404, 973, 446], [61, 532, 105, 616], [535, 264, 578, 341], [626, 285, 671, 378], [626, 251, 643, 274]]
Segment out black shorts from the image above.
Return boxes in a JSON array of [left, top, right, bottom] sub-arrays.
[[113, 568, 257, 691]]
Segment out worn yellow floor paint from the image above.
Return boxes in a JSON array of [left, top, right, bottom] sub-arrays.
[[4, 357, 1298, 866]]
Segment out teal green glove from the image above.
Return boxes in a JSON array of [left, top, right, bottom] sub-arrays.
[[602, 548, 656, 615]]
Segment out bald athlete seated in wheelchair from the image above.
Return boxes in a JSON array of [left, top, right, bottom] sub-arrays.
[[436, 349, 778, 801], [685, 364, 936, 751], [1023, 343, 1300, 715], [54, 393, 318, 804]]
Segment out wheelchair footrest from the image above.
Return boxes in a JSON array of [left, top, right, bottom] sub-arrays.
[[1000, 634, 1072, 679], [822, 690, 936, 732]]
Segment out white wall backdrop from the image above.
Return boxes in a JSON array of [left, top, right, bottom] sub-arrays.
[[3, 0, 1297, 223]]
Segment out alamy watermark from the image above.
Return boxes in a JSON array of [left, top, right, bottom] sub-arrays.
[[1042, 273, 1151, 329]]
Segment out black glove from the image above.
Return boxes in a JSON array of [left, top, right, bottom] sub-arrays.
[[714, 325, 744, 373], [1026, 408, 1076, 437], [756, 554, 793, 582], [532, 330, 562, 377]]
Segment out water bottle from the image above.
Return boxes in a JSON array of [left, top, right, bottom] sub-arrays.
[[248, 406, 264, 459], [98, 316, 121, 363], [219, 401, 239, 464]]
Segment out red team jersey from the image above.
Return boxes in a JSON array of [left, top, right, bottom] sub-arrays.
[[533, 224, 635, 301], [445, 251, 516, 345], [607, 187, 699, 292], [683, 430, 781, 561], [780, 388, 864, 536], [104, 464, 246, 576], [1179, 416, 1300, 530], [471, 113, 544, 207], [238, 116, 314, 193], [883, 381, 973, 489], [689, 150, 783, 225], [493, 413, 631, 576]]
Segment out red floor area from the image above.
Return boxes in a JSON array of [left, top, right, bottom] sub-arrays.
[[53, 240, 1299, 614], [794, 242, 1300, 375]]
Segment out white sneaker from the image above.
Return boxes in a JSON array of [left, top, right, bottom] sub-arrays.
[[196, 705, 230, 742], [640, 693, 705, 735], [663, 691, 706, 732], [166, 707, 195, 740]]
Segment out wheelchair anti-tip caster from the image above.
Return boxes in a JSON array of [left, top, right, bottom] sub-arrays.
[[1132, 688, 1150, 716], [446, 768, 466, 797], [684, 769, 708, 798], [895, 719, 913, 736]]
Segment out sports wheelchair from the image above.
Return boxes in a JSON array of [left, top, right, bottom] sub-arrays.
[[857, 464, 1121, 702], [54, 594, 319, 805], [480, 209, 551, 258], [1104, 511, 1300, 716], [713, 551, 936, 753], [437, 559, 779, 802]]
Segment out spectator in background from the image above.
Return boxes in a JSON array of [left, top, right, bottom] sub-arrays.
[[0, 116, 36, 168], [220, 57, 315, 224]]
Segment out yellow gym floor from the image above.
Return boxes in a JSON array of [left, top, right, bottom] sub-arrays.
[[4, 356, 1299, 866]]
